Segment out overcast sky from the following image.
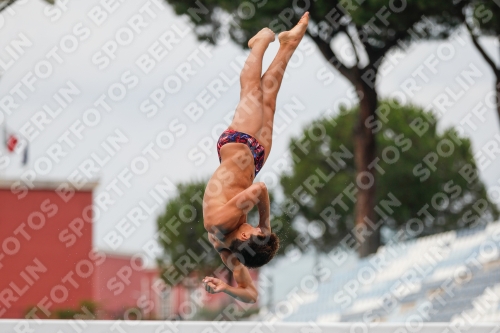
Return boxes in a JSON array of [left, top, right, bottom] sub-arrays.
[[1, 0, 500, 263]]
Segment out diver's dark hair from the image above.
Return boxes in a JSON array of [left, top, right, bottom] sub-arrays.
[[229, 233, 279, 268]]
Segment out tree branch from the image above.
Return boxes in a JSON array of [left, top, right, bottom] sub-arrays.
[[0, 0, 18, 13], [366, 31, 406, 71], [465, 20, 498, 74], [306, 31, 358, 86]]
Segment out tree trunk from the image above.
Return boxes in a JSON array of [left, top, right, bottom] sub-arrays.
[[353, 77, 380, 258]]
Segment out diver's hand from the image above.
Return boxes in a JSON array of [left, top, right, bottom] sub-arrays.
[[203, 277, 227, 294]]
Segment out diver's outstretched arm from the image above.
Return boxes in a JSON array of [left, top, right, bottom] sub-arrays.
[[203, 249, 258, 303]]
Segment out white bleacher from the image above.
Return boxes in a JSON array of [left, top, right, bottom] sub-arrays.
[[267, 222, 500, 323]]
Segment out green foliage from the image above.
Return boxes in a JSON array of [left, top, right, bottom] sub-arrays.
[[79, 299, 97, 316], [55, 308, 80, 319], [164, 0, 463, 57], [469, 0, 500, 35], [156, 180, 220, 284], [52, 300, 98, 319], [280, 101, 499, 252]]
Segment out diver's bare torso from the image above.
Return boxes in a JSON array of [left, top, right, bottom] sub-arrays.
[[203, 143, 255, 249]]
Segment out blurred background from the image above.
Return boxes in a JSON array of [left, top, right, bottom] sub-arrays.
[[0, 0, 500, 323]]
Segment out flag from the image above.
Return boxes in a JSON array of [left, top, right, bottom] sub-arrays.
[[7, 134, 18, 152], [3, 122, 27, 165], [3, 122, 18, 153]]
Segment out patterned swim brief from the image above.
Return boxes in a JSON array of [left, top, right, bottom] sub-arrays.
[[216, 129, 265, 176]]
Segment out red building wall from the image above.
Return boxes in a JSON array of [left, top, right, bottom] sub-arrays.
[[0, 182, 95, 318], [0, 179, 257, 320], [93, 253, 161, 319]]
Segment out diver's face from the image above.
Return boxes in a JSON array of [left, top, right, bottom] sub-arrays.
[[237, 223, 263, 240]]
